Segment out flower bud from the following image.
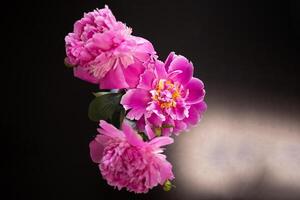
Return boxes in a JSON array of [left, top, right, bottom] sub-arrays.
[[163, 180, 172, 191]]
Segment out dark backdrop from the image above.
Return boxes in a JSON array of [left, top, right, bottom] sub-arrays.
[[4, 0, 300, 199]]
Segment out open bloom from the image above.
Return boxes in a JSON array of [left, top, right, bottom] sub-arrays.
[[121, 52, 207, 135], [65, 5, 155, 89], [89, 120, 174, 193]]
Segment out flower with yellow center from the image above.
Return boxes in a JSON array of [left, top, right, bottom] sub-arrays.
[[151, 79, 181, 109]]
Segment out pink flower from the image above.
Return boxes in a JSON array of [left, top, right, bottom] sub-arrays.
[[89, 120, 174, 193], [121, 52, 207, 135], [65, 5, 156, 89]]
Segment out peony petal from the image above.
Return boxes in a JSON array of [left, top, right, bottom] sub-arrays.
[[148, 165, 160, 188], [121, 89, 150, 120], [137, 68, 155, 90], [168, 55, 193, 85], [149, 136, 174, 149], [146, 112, 163, 127], [119, 55, 135, 68], [159, 161, 175, 185], [161, 117, 175, 136], [78, 49, 93, 62], [145, 124, 155, 140], [89, 139, 104, 163], [167, 69, 182, 80], [99, 65, 129, 89], [186, 78, 205, 104], [74, 21, 84, 36], [89, 134, 111, 163], [173, 103, 189, 120], [98, 120, 123, 138], [183, 105, 199, 126], [122, 122, 144, 147], [154, 60, 167, 79], [183, 102, 207, 127], [92, 32, 113, 50], [126, 108, 146, 120], [73, 66, 99, 84], [174, 120, 187, 134], [162, 128, 172, 137], [123, 61, 145, 88], [136, 118, 146, 132], [164, 52, 175, 72], [146, 102, 167, 121], [88, 54, 114, 79], [132, 36, 156, 62], [193, 100, 207, 112]]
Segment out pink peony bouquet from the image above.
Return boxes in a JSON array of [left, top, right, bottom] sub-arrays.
[[65, 5, 206, 193]]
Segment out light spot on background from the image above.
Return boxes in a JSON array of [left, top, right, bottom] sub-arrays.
[[171, 96, 300, 199]]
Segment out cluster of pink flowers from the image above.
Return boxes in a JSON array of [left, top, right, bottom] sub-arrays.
[[65, 5, 206, 193]]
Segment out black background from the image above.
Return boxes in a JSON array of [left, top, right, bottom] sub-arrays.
[[4, 0, 300, 199]]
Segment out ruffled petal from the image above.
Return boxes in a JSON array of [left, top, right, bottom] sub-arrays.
[[186, 78, 205, 104], [164, 52, 175, 72], [154, 60, 167, 79], [193, 100, 207, 112], [132, 36, 156, 62], [146, 102, 166, 121], [123, 61, 145, 88], [127, 108, 146, 120], [183, 105, 199, 126], [137, 68, 155, 90], [122, 122, 144, 147], [98, 120, 123, 138], [161, 117, 175, 136], [145, 124, 155, 140], [149, 136, 174, 149], [173, 103, 189, 120], [99, 65, 129, 89], [89, 140, 103, 163], [159, 160, 175, 185], [168, 55, 193, 86], [146, 111, 164, 126], [73, 66, 99, 84], [121, 89, 150, 120], [136, 118, 146, 132], [162, 127, 172, 137], [173, 120, 187, 134], [92, 32, 113, 50], [183, 101, 207, 127], [119, 55, 135, 68], [89, 135, 109, 163]]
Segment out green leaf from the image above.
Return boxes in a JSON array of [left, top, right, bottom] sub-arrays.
[[88, 93, 123, 123], [110, 105, 125, 128]]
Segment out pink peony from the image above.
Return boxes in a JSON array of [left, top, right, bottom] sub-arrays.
[[65, 5, 156, 89], [121, 52, 207, 136], [89, 120, 174, 193]]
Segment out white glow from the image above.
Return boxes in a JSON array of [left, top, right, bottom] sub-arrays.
[[172, 103, 300, 197]]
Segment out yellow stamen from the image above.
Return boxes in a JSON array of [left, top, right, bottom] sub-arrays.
[[157, 79, 165, 90], [152, 79, 181, 109]]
